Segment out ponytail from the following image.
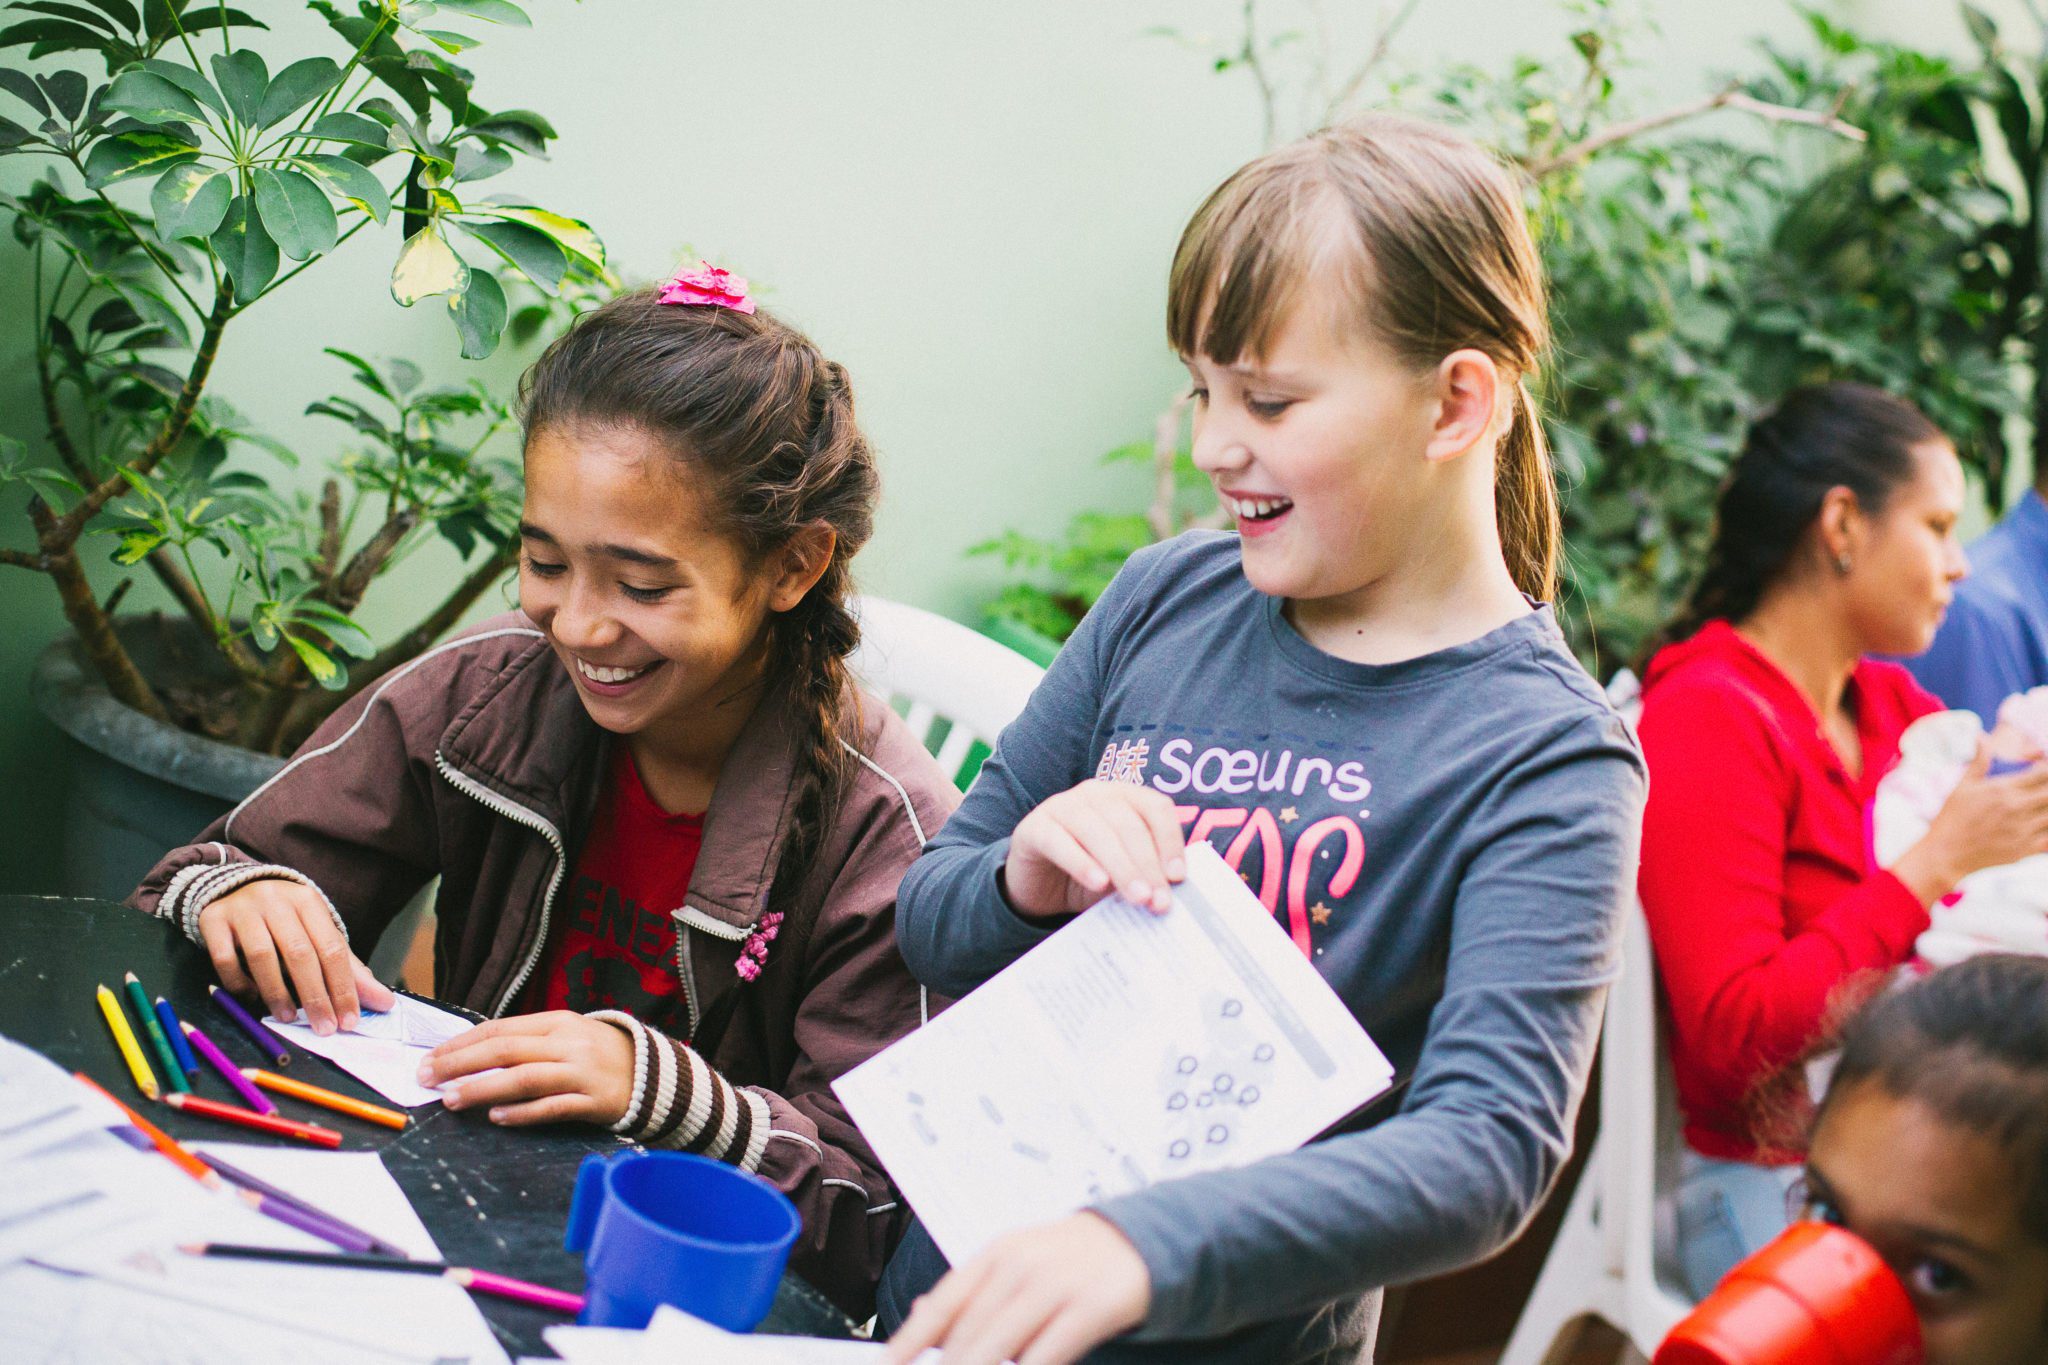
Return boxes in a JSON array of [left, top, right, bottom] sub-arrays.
[[1498, 379, 1560, 603]]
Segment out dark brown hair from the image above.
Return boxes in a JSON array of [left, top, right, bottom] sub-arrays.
[[518, 289, 877, 952], [1167, 114, 1560, 601], [1817, 954, 2048, 1244], [1645, 382, 1943, 664]]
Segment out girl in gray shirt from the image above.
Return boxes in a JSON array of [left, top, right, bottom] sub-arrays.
[[882, 115, 1647, 1365]]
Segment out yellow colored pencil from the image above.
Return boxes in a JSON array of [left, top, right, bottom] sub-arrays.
[[242, 1068, 408, 1130], [95, 983, 158, 1100]]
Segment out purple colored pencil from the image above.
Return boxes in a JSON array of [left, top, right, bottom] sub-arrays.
[[207, 984, 292, 1068], [194, 1148, 409, 1260], [243, 1190, 379, 1254], [179, 1020, 279, 1116]]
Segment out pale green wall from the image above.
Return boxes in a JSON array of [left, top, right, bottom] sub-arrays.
[[0, 0, 2017, 890]]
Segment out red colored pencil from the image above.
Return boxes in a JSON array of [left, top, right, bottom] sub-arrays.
[[162, 1092, 343, 1148]]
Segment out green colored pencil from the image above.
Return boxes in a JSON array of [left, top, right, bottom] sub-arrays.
[[124, 971, 190, 1095]]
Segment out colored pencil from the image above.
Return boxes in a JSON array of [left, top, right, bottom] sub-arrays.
[[180, 1021, 279, 1115], [124, 972, 189, 1094], [184, 1244, 586, 1314], [154, 997, 202, 1078], [162, 1093, 342, 1148], [193, 1149, 409, 1259], [240, 1194, 379, 1253], [73, 1071, 211, 1183], [208, 984, 292, 1067], [95, 985, 159, 1100], [242, 1068, 407, 1130]]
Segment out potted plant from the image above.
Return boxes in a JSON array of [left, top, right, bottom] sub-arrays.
[[0, 0, 612, 895]]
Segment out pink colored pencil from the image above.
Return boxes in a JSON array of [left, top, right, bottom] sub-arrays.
[[179, 1021, 279, 1115], [447, 1267, 585, 1314]]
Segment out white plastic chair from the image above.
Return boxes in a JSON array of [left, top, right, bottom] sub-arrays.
[[848, 595, 1045, 790], [1500, 672, 1694, 1365]]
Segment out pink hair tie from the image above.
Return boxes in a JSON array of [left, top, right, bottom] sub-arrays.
[[658, 260, 756, 315]]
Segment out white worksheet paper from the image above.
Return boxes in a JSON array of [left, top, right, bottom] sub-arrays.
[[546, 1305, 939, 1364], [269, 992, 478, 1107], [833, 842, 1395, 1265]]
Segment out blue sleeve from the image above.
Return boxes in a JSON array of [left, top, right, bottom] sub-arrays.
[[1091, 712, 1646, 1340], [1905, 591, 2027, 726], [894, 547, 1167, 997]]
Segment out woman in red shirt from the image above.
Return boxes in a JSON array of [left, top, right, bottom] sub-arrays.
[[1636, 382, 2048, 1297]]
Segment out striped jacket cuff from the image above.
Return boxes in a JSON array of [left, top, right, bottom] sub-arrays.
[[587, 1011, 771, 1170], [158, 857, 347, 947]]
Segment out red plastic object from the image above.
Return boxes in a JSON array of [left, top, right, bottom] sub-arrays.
[[1656, 1221, 1922, 1365]]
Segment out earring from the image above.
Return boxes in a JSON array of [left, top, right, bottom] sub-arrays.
[[1834, 553, 1853, 576]]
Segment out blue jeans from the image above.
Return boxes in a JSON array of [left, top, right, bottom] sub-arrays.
[[1674, 1149, 1800, 1300]]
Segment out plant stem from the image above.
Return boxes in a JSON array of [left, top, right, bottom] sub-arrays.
[[0, 548, 42, 569], [1522, 86, 1867, 179], [144, 545, 262, 677], [30, 495, 167, 720], [55, 277, 234, 542], [328, 509, 421, 613]]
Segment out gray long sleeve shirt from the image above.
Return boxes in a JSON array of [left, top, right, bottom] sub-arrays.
[[895, 532, 1646, 1362]]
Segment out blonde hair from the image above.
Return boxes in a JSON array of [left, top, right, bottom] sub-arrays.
[[1167, 114, 1560, 601]]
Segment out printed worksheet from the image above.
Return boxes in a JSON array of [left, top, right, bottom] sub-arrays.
[[833, 842, 1395, 1264]]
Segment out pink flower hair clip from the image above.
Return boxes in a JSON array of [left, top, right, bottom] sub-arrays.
[[735, 910, 784, 981], [658, 260, 756, 315]]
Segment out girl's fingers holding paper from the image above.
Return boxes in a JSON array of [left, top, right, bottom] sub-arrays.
[[439, 1060, 580, 1113], [883, 1262, 983, 1362], [293, 898, 360, 1031], [199, 912, 256, 999], [1073, 787, 1173, 911]]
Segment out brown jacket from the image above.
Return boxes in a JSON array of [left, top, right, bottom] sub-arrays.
[[131, 613, 959, 1316]]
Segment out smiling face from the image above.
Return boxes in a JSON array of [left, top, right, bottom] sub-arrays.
[[1804, 1081, 2048, 1365], [1835, 438, 1969, 656], [1183, 294, 1457, 607], [518, 422, 780, 747]]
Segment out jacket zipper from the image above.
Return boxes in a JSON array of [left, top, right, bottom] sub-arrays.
[[671, 903, 753, 1040], [434, 750, 567, 1018]]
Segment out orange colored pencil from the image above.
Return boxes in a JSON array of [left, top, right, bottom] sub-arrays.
[[163, 1092, 343, 1147], [241, 1068, 407, 1130], [72, 1071, 216, 1185]]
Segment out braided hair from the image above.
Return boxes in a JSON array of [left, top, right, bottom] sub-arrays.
[[1641, 382, 1941, 666], [1817, 954, 2048, 1244], [518, 289, 877, 951]]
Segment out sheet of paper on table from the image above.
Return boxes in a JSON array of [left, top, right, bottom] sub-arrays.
[[546, 1305, 941, 1363], [269, 992, 480, 1107], [833, 841, 1396, 1265], [0, 1035, 507, 1363]]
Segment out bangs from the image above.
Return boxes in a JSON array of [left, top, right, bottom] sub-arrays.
[[1166, 154, 1362, 365]]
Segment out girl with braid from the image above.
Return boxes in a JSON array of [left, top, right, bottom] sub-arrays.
[[1634, 381, 2048, 1298], [131, 265, 960, 1316]]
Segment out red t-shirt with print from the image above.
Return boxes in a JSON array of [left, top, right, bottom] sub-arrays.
[[517, 744, 701, 1037]]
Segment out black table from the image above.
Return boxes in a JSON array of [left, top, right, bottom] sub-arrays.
[[0, 896, 853, 1359]]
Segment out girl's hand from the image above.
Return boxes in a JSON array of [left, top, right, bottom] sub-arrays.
[[1894, 745, 2048, 902], [1004, 780, 1187, 918], [419, 1012, 635, 1126], [197, 880, 395, 1035], [884, 1213, 1151, 1365]]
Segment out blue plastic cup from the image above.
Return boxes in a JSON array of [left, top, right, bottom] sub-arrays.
[[564, 1150, 802, 1331]]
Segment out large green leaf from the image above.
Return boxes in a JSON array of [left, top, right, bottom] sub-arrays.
[[39, 70, 87, 120], [286, 633, 345, 688], [79, 0, 140, 29], [305, 110, 391, 150], [102, 67, 204, 124], [0, 18, 110, 56], [253, 165, 336, 259], [149, 160, 229, 240], [210, 194, 278, 302], [291, 600, 375, 657], [0, 69, 52, 116], [293, 153, 389, 223], [458, 216, 561, 291], [81, 129, 197, 187], [390, 221, 468, 304], [0, 115, 35, 149], [256, 56, 338, 129], [138, 58, 227, 121], [208, 48, 267, 127], [469, 203, 601, 268], [18, 4, 119, 39], [447, 266, 505, 358]]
